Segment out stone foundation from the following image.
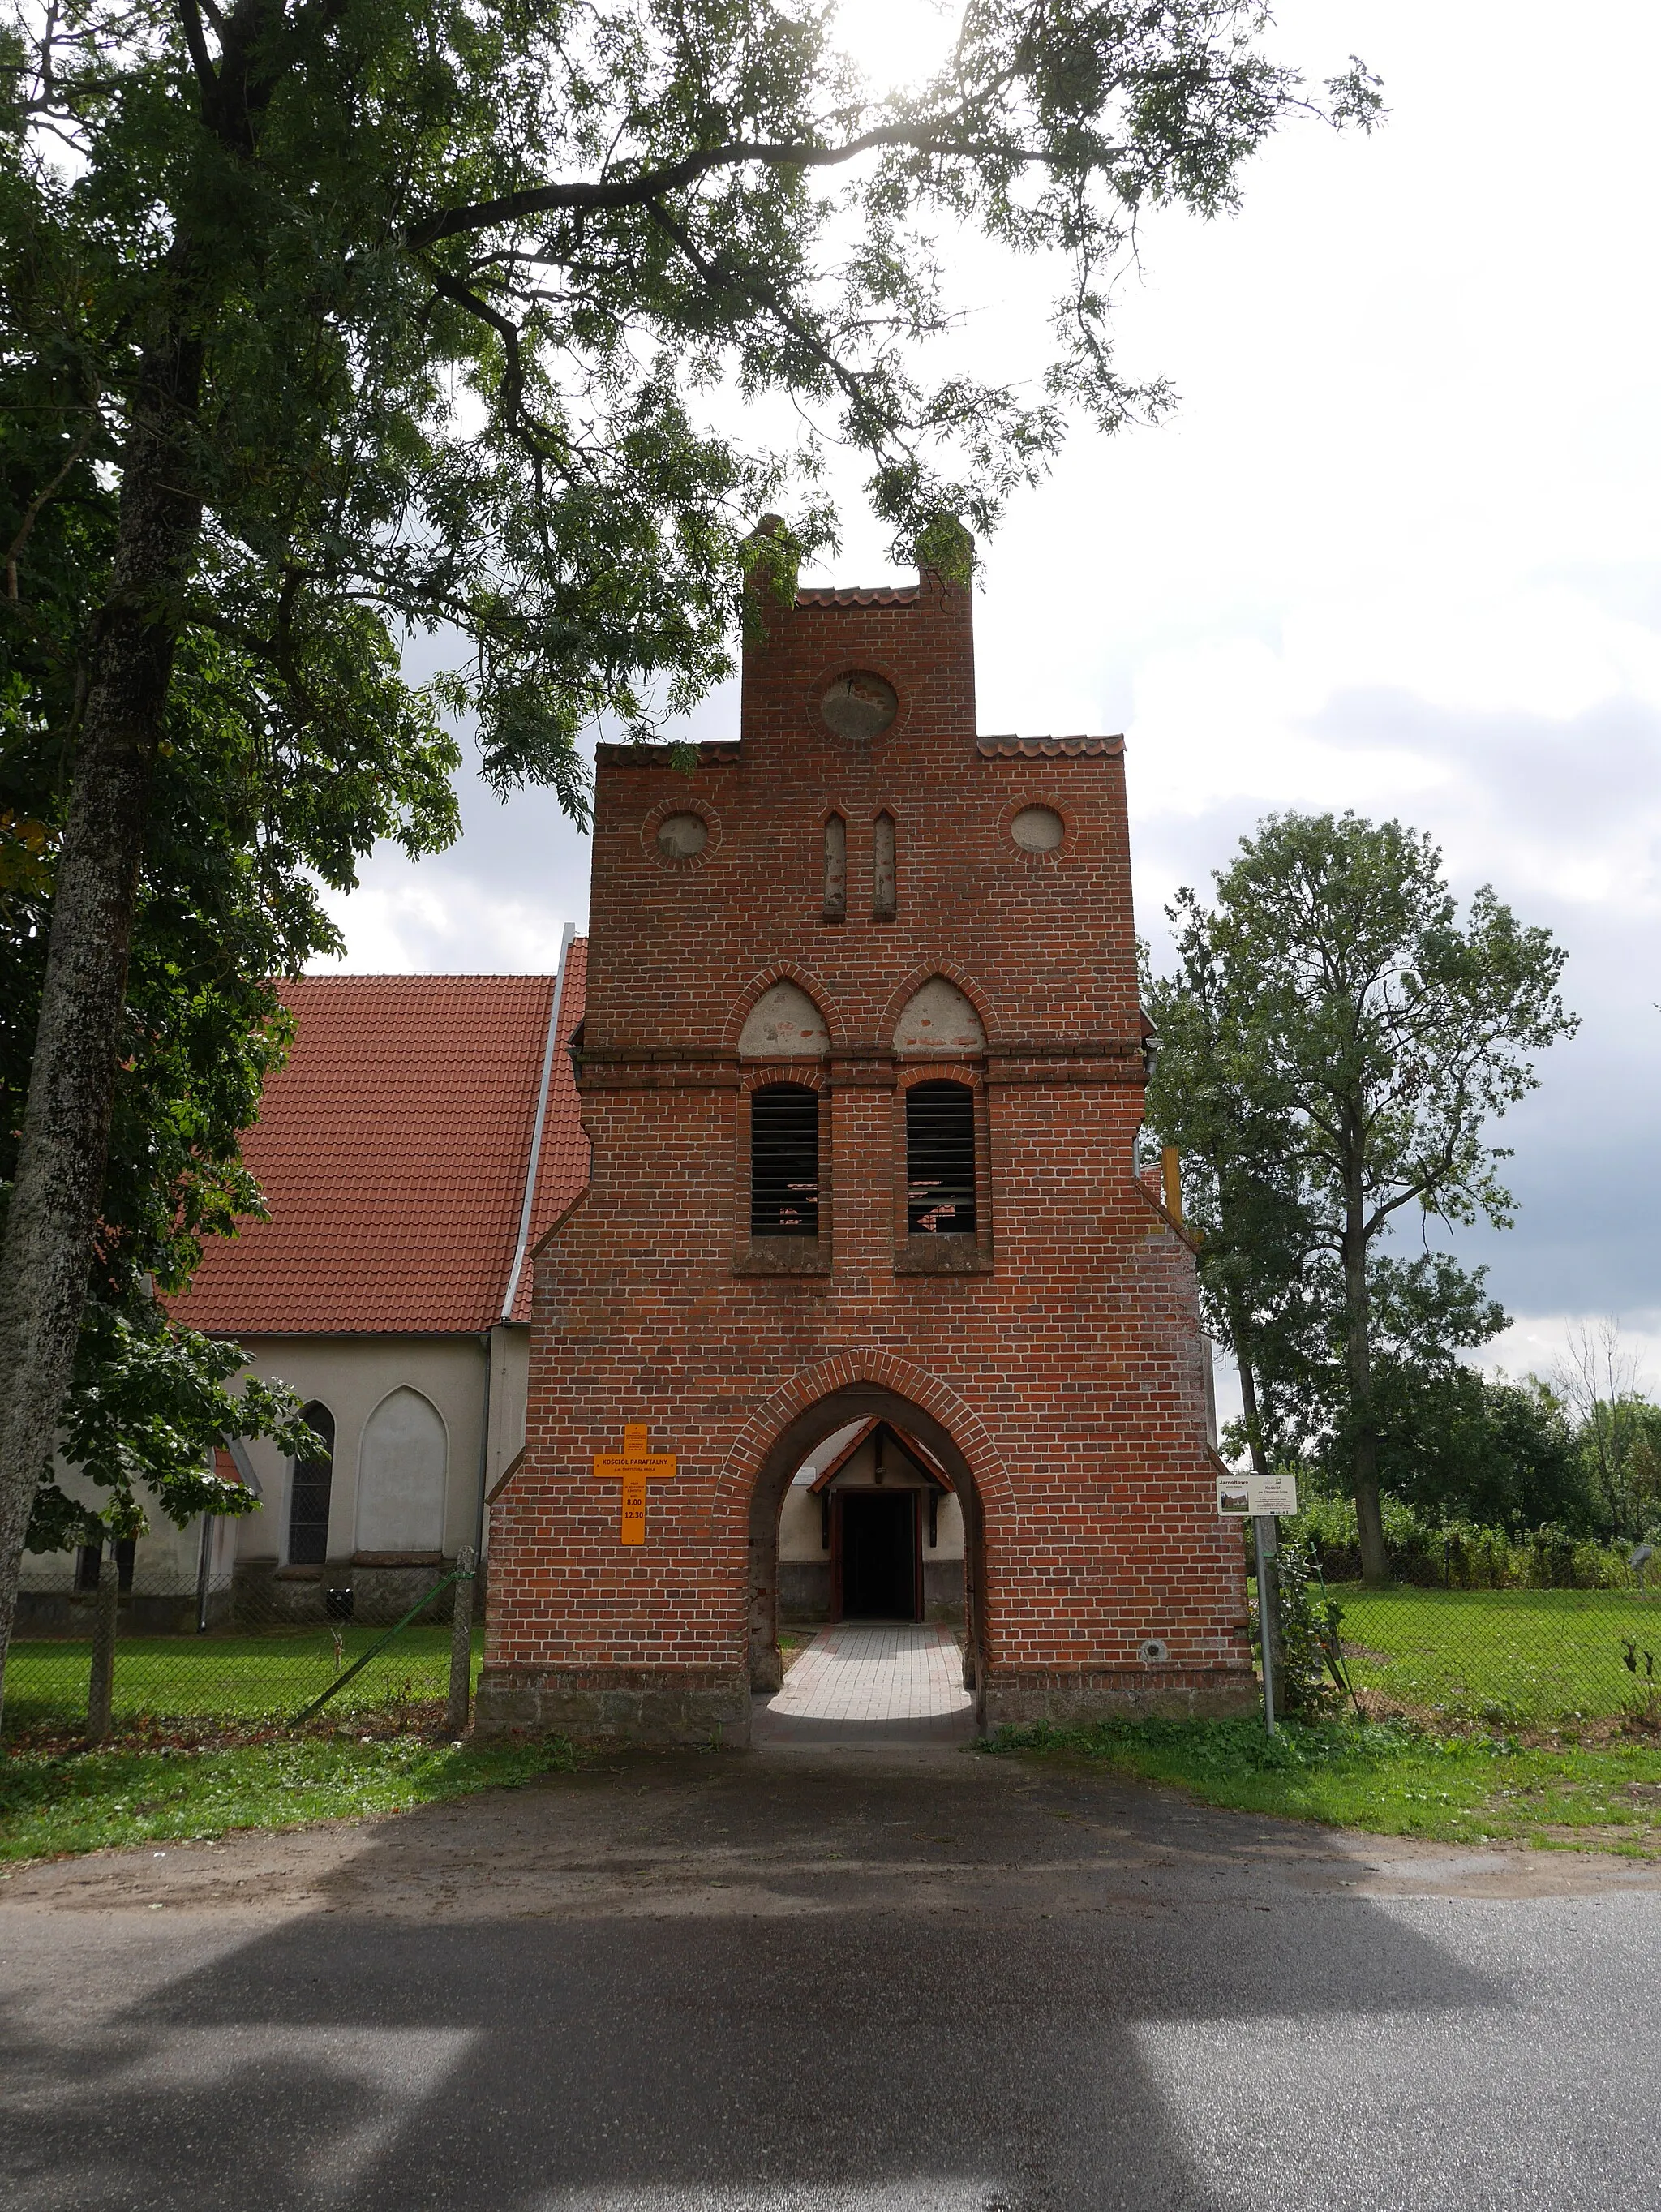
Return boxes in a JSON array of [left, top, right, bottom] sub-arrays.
[[232, 1556, 465, 1627], [474, 1666, 750, 1746], [981, 1665, 1260, 1731], [348, 1563, 457, 1625], [14, 1587, 231, 1636]]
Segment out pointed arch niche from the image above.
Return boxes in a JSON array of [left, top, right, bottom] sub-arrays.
[[737, 980, 830, 1059], [892, 976, 985, 1056], [355, 1387, 448, 1556]]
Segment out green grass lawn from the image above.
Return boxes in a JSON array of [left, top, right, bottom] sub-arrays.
[[2, 1623, 484, 1735], [1330, 1583, 1661, 1725], [995, 1716, 1661, 1855], [0, 1731, 578, 1863]]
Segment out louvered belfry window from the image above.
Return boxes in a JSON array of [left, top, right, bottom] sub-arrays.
[[906, 1080, 977, 1234], [750, 1084, 821, 1236]]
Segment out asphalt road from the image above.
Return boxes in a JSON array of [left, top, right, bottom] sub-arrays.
[[4, 1743, 1660, 2211]]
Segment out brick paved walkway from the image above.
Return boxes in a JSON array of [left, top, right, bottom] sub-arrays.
[[752, 1621, 976, 1746]]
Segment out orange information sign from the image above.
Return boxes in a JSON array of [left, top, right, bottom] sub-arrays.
[[592, 1422, 677, 1544]]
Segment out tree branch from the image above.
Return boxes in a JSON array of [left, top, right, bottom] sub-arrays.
[[177, 0, 219, 105], [5, 397, 99, 603], [407, 124, 1057, 247]]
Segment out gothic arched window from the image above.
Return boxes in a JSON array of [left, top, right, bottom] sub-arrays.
[[288, 1402, 335, 1565]]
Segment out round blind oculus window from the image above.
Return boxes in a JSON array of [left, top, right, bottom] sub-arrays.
[[1011, 805, 1064, 853], [656, 812, 709, 858], [820, 671, 898, 742]]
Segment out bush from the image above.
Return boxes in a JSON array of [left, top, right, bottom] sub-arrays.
[[1263, 1540, 1347, 1719], [1284, 1495, 1637, 1589]]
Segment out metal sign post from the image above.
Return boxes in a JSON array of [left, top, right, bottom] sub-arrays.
[[1217, 1471, 1298, 1737]]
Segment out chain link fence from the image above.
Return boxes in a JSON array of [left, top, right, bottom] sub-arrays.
[[1256, 1524, 1661, 1732], [1326, 1582, 1661, 1729], [3, 1542, 479, 1746]]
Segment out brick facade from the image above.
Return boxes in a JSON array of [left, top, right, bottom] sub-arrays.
[[477, 538, 1255, 1742]]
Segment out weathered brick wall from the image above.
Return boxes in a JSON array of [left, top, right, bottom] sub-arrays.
[[479, 553, 1254, 1742]]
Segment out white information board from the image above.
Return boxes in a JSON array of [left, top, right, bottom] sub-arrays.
[[1216, 1472, 1299, 1517]]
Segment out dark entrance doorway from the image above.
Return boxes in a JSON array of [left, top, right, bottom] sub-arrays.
[[837, 1491, 919, 1620]]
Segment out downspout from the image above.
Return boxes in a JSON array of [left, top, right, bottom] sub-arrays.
[[475, 924, 576, 1566], [500, 922, 575, 1325], [472, 1327, 494, 1570]]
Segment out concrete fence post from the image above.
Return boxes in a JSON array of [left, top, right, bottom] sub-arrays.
[[87, 1557, 119, 1745], [447, 1547, 476, 1736]]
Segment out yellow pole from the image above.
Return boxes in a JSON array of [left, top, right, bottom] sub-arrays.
[[1161, 1145, 1183, 1224]]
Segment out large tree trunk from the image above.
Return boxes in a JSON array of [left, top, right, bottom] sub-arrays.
[[1341, 1136, 1388, 1585], [0, 340, 202, 1724]]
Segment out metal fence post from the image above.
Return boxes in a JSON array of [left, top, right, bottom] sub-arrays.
[[446, 1546, 476, 1735], [87, 1557, 118, 1744]]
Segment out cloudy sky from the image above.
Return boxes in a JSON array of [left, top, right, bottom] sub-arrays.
[[319, 1, 1661, 1392]]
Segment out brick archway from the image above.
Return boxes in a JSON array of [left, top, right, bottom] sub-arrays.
[[727, 1355, 1006, 1721]]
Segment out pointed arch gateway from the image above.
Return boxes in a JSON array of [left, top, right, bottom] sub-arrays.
[[732, 1357, 1003, 1716]]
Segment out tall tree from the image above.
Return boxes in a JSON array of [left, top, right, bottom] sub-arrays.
[[0, 1, 1379, 1672], [1142, 922, 1324, 1477], [1, 415, 450, 1699], [1556, 1320, 1661, 1541], [1149, 812, 1575, 1583]]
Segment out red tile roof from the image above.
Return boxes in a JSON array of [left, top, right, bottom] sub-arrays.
[[174, 947, 588, 1337]]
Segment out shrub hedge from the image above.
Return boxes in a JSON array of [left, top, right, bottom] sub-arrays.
[[1284, 1493, 1642, 1590]]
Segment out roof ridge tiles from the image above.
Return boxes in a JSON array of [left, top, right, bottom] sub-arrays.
[[279, 981, 570, 990], [974, 733, 1126, 758], [794, 584, 921, 607]]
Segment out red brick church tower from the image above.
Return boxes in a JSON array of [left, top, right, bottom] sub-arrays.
[[478, 530, 1254, 1741]]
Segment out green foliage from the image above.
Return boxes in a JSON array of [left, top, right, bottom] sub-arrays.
[[0, 1731, 579, 1860], [1552, 1322, 1661, 1541], [1204, 812, 1573, 1237], [1144, 811, 1576, 1558], [1285, 1493, 1636, 1591], [991, 1715, 1661, 1854], [1, 427, 408, 1550], [30, 1306, 314, 1548], [1, 80, 470, 1544], [1140, 926, 1323, 1469], [1257, 1539, 1347, 1718], [2, 1619, 474, 1731], [2, 0, 1379, 779], [1371, 1368, 1591, 1534]]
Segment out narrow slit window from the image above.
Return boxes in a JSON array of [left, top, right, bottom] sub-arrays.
[[872, 811, 896, 921], [906, 1080, 976, 1235], [288, 1402, 335, 1565], [750, 1084, 821, 1237], [822, 814, 847, 921]]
